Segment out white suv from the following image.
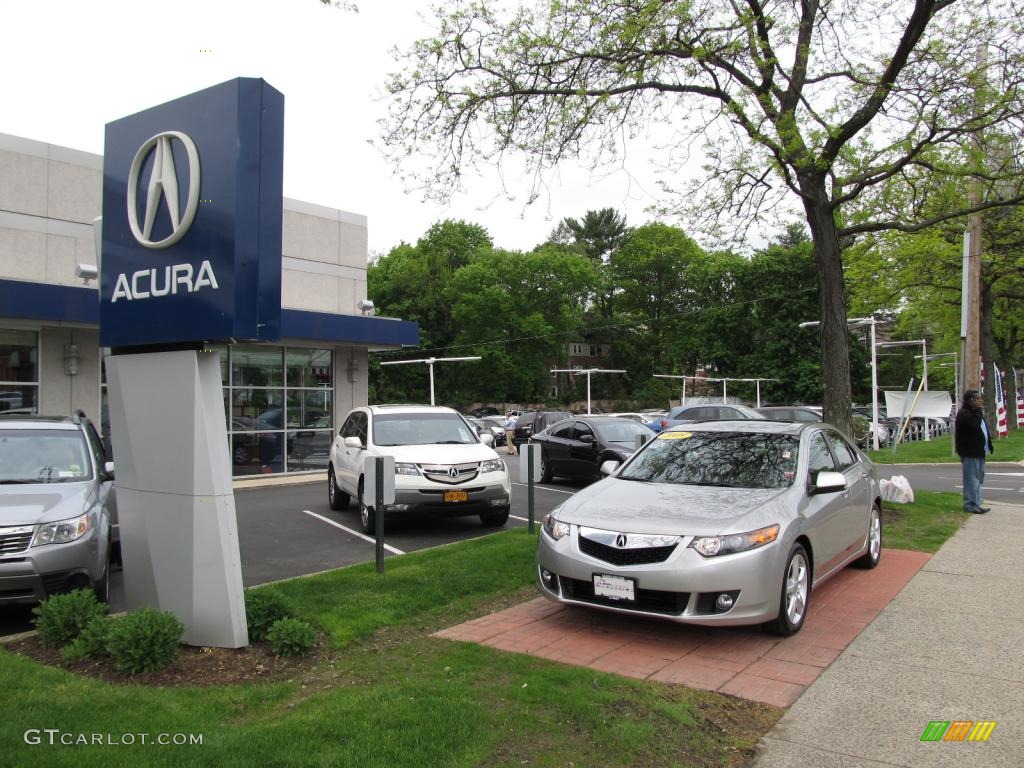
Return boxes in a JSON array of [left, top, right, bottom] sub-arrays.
[[327, 405, 511, 532]]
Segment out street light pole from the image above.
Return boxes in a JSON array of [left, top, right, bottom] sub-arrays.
[[380, 356, 482, 406], [800, 317, 880, 450], [550, 368, 626, 414]]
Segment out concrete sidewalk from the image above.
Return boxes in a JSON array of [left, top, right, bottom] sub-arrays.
[[753, 501, 1024, 767]]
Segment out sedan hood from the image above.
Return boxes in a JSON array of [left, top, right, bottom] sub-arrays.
[[383, 443, 501, 465], [0, 483, 92, 526], [553, 477, 791, 536]]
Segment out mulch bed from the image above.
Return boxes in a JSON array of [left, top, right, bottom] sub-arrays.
[[5, 634, 323, 687]]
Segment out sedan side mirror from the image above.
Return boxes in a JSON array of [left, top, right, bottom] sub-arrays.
[[103, 461, 115, 481], [599, 459, 621, 476], [579, 434, 596, 444], [481, 433, 494, 447], [812, 470, 846, 494], [344, 436, 363, 449]]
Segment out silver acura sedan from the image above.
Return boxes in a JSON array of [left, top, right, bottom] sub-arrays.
[[536, 420, 882, 635]]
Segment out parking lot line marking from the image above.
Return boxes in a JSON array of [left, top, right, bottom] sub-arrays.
[[302, 510, 406, 555], [511, 482, 576, 495]]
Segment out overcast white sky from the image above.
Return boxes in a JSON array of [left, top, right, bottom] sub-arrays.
[[1, 0, 667, 257]]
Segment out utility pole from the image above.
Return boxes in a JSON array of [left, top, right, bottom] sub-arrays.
[[962, 44, 987, 393]]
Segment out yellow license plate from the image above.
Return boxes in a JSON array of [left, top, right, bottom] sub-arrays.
[[444, 490, 469, 503]]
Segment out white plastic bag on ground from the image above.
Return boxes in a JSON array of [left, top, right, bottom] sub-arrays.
[[880, 474, 915, 504]]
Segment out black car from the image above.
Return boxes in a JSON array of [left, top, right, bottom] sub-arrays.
[[530, 415, 652, 482], [513, 410, 572, 446]]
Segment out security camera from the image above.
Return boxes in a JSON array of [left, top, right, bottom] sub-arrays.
[[357, 299, 375, 316], [76, 263, 99, 283]]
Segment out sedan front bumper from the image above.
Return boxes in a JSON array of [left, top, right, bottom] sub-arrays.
[[536, 525, 790, 626]]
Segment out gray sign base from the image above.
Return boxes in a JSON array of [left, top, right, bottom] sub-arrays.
[[105, 349, 248, 648]]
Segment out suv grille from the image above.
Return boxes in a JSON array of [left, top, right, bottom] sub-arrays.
[[420, 462, 480, 484], [0, 526, 34, 555], [578, 536, 677, 566]]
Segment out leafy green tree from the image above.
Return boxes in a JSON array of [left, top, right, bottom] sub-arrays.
[[445, 245, 599, 403], [381, 0, 1024, 438]]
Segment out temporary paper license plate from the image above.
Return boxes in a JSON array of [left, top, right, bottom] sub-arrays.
[[444, 490, 469, 503], [593, 574, 635, 602]]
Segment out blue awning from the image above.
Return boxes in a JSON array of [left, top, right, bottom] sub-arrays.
[[0, 279, 419, 348]]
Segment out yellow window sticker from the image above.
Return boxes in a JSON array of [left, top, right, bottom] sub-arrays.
[[658, 431, 692, 440]]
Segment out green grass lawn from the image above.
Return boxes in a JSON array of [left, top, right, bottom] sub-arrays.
[[882, 490, 969, 553], [1, 530, 779, 768], [867, 425, 1024, 464]]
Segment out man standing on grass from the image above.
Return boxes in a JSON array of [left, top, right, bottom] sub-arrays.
[[954, 389, 993, 514]]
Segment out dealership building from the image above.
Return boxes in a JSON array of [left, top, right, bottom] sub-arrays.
[[0, 131, 418, 478]]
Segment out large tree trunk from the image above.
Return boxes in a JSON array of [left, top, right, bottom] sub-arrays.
[[800, 175, 855, 440]]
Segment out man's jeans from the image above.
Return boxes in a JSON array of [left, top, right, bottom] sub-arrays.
[[961, 457, 986, 512]]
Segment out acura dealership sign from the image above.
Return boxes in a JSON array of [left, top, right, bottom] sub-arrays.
[[100, 78, 283, 347]]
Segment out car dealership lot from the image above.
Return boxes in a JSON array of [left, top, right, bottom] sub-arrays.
[[4, 455, 1020, 640]]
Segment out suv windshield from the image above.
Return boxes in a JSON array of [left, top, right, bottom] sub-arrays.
[[0, 429, 92, 483], [618, 431, 799, 489], [373, 413, 479, 447]]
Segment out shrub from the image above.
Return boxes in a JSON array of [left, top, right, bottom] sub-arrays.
[[32, 589, 108, 648], [266, 617, 316, 657], [245, 589, 294, 642], [63, 615, 112, 662], [105, 608, 184, 675]]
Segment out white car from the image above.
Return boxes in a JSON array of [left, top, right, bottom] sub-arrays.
[[327, 405, 511, 532]]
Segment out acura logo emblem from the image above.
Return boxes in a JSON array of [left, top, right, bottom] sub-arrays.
[[127, 131, 201, 249], [447, 467, 460, 479], [615, 534, 627, 548]]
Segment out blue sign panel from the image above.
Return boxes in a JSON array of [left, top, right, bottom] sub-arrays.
[[100, 78, 283, 347]]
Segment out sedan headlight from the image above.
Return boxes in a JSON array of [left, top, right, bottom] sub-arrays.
[[479, 458, 505, 474], [395, 462, 420, 476], [690, 524, 779, 557], [542, 514, 571, 541], [32, 512, 90, 547]]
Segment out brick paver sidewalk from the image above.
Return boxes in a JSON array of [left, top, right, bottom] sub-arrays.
[[435, 548, 929, 707]]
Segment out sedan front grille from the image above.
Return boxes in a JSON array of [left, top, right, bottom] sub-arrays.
[[0, 526, 34, 555], [560, 577, 689, 615], [578, 536, 677, 566], [420, 462, 480, 485]]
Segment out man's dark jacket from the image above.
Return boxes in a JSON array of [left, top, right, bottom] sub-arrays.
[[955, 406, 994, 459]]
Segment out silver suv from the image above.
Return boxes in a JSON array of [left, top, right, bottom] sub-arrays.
[[0, 412, 116, 604]]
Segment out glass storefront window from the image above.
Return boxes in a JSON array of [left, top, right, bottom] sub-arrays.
[[0, 329, 39, 413], [225, 345, 333, 476], [287, 348, 332, 388], [231, 346, 283, 388]]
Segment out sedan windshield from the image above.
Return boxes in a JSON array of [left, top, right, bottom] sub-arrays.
[[0, 429, 91, 483], [372, 413, 479, 446], [618, 431, 799, 489]]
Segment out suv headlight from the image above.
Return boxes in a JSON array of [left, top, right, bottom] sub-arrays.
[[395, 462, 420, 476], [690, 524, 779, 557], [542, 514, 571, 541], [32, 512, 90, 547], [479, 458, 505, 474]]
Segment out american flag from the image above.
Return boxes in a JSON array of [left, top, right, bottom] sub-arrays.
[[994, 364, 1008, 437], [1015, 367, 1024, 428]]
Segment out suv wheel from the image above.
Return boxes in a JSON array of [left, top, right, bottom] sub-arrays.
[[328, 465, 350, 510], [480, 507, 510, 527], [93, 554, 110, 604], [359, 479, 376, 534]]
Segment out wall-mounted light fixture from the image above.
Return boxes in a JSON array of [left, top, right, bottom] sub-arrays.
[[356, 299, 375, 316], [64, 344, 81, 376]]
